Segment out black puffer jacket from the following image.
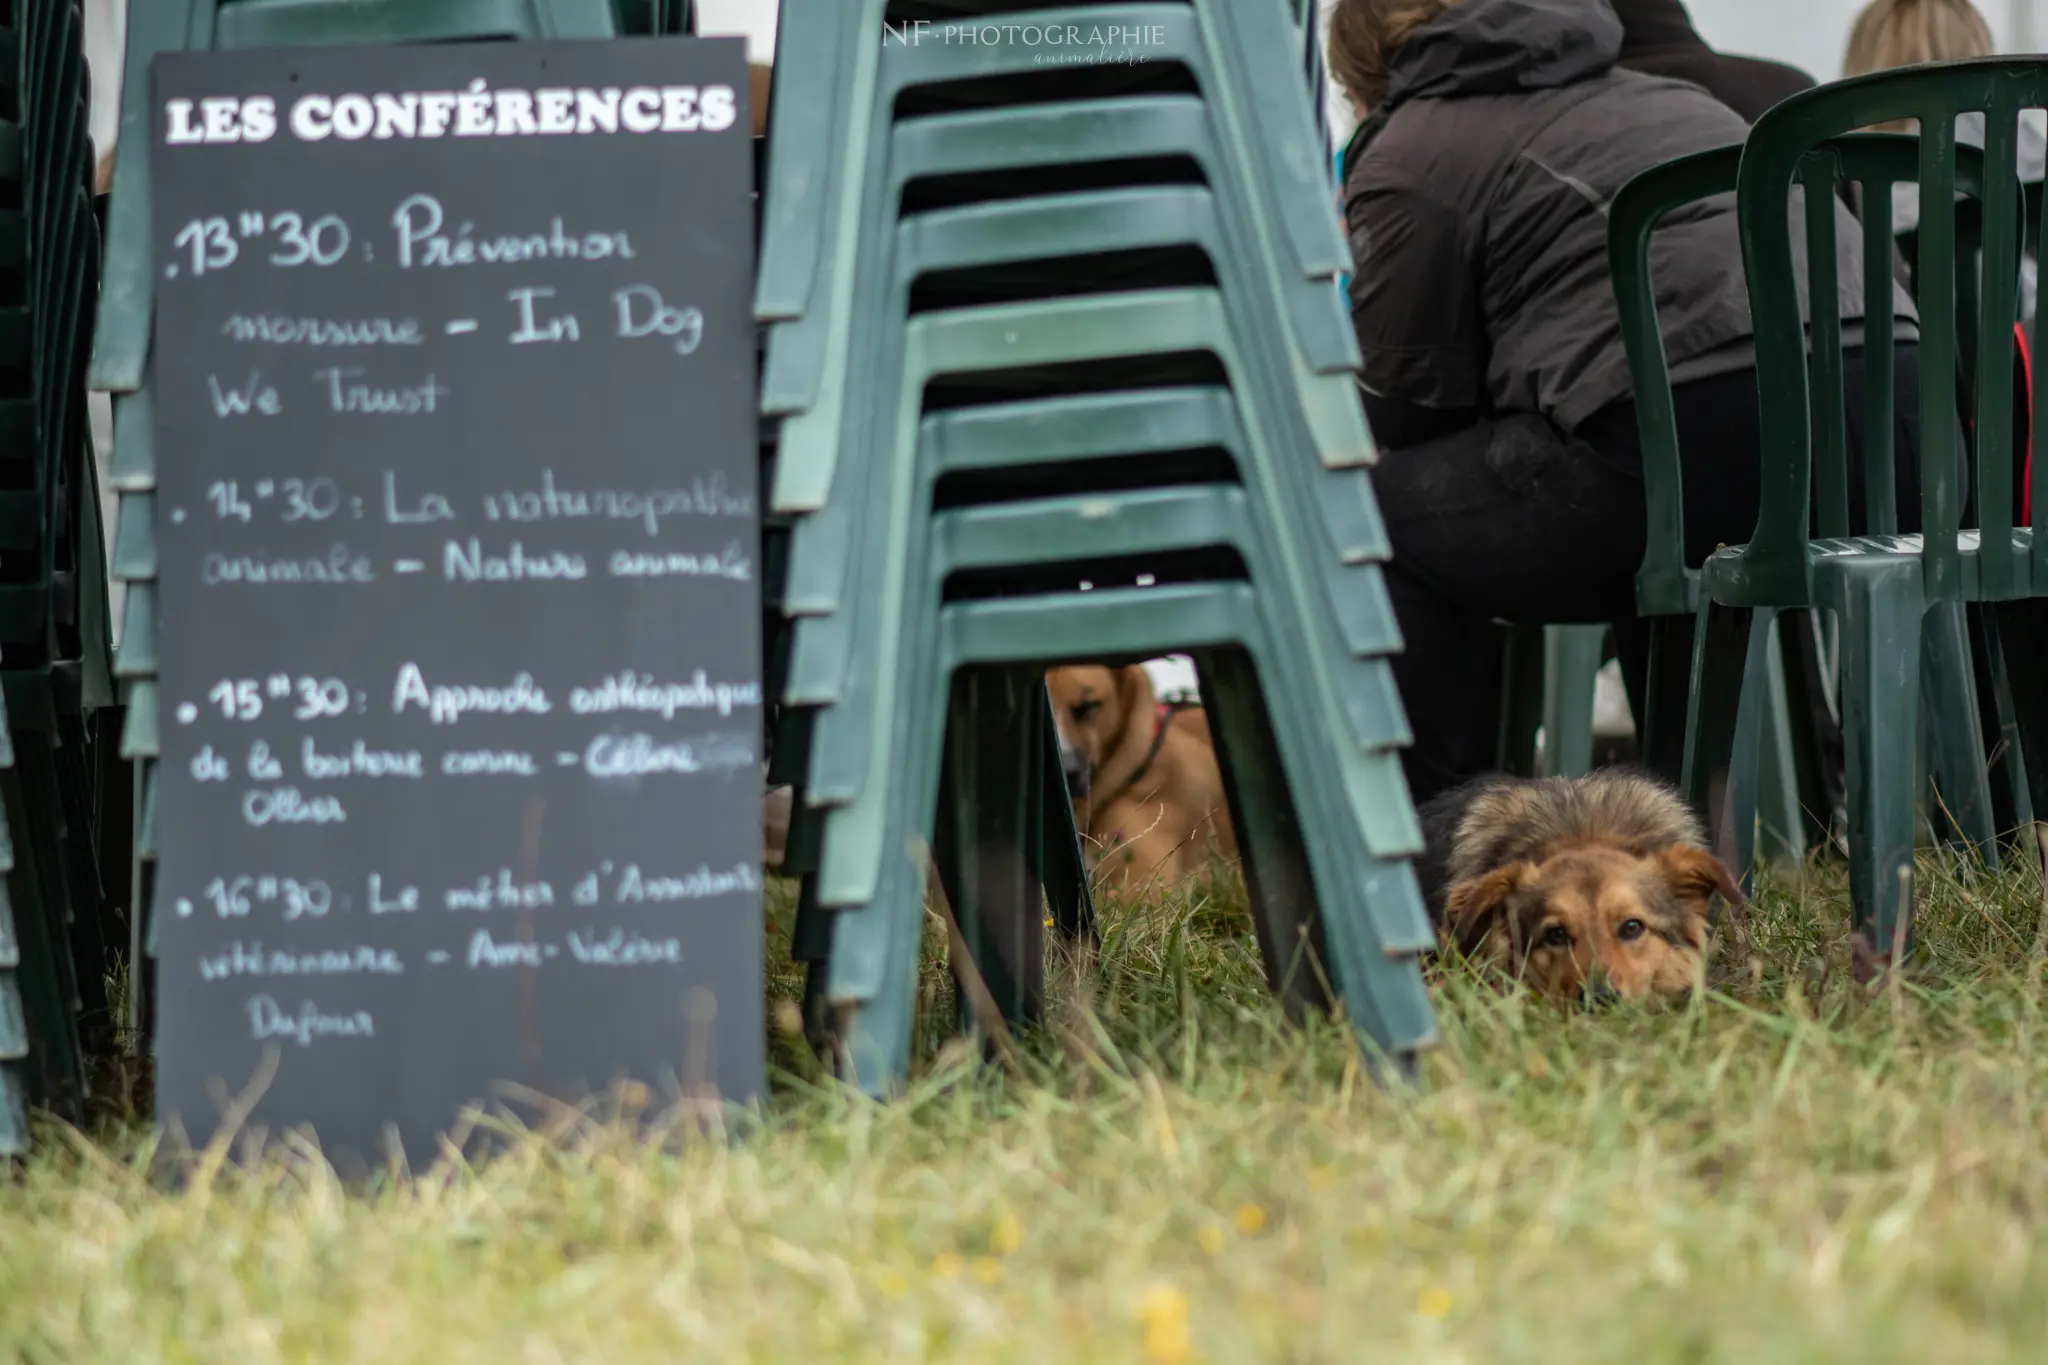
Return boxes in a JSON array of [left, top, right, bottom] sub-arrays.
[[1341, 0, 1902, 436], [1612, 0, 1815, 124]]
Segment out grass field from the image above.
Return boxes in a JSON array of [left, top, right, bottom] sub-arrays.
[[6, 857, 2048, 1362]]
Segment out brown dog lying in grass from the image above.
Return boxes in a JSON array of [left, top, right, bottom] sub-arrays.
[[1415, 770, 1744, 1003], [1046, 664, 1235, 890]]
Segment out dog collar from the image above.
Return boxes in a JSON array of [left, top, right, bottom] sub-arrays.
[[1125, 699, 1196, 793]]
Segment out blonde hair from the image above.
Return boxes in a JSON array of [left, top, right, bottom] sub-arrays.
[[1844, 0, 1993, 77], [1327, 0, 1462, 113]]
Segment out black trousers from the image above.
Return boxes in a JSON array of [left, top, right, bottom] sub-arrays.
[[1370, 348, 1928, 806]]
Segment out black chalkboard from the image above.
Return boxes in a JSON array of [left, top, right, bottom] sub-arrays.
[[149, 38, 762, 1171]]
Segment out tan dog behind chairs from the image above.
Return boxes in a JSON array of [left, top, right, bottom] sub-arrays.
[[1046, 664, 1236, 890]]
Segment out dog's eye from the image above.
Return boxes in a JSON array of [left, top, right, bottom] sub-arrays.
[[1539, 924, 1572, 949], [1072, 700, 1101, 721], [1617, 918, 1647, 942]]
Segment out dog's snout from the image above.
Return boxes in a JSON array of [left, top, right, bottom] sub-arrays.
[[1584, 980, 1620, 1008], [1055, 727, 1090, 798]]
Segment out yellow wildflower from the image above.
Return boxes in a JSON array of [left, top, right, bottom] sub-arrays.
[[1234, 1203, 1268, 1236], [1196, 1224, 1227, 1255], [972, 1256, 1005, 1285], [1137, 1282, 1191, 1363], [930, 1251, 964, 1282], [991, 1210, 1025, 1255], [1417, 1286, 1453, 1319]]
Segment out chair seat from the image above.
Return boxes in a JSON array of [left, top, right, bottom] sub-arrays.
[[1703, 529, 2038, 607]]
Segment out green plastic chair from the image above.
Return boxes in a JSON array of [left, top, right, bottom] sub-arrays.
[[769, 97, 1374, 679], [919, 670, 1096, 1034], [760, 18, 1362, 489], [1686, 63, 2048, 956], [1189, 0, 1351, 282], [766, 96, 1380, 795], [1612, 135, 2003, 882], [793, 290, 1403, 836], [756, 1, 1356, 378], [780, 185, 1384, 658], [773, 212, 1420, 1088], [1538, 625, 1608, 779], [793, 291, 1427, 1090], [0, 674, 27, 1155], [760, 0, 1433, 1089], [1893, 189, 2038, 843], [754, 0, 868, 324], [0, 0, 125, 1142], [612, 0, 693, 32], [813, 575, 1432, 1092]]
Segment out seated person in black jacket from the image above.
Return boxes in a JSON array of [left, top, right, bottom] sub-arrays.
[[1331, 0, 1921, 804]]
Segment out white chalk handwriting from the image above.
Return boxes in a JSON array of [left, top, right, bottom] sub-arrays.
[[245, 995, 375, 1046]]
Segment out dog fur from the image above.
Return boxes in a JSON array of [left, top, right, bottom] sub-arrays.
[[764, 784, 793, 872], [749, 63, 773, 137], [1415, 770, 1743, 1003], [1046, 664, 1236, 890]]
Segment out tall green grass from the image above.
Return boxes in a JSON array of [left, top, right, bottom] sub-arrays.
[[5, 854, 2048, 1362]]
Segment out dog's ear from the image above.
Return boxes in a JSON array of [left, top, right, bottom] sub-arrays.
[[1444, 863, 1532, 957], [1115, 664, 1152, 724], [1658, 846, 1745, 915]]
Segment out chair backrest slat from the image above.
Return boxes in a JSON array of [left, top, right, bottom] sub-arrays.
[[1915, 114, 1964, 595], [1607, 145, 1745, 617], [1976, 99, 2024, 596], [1804, 156, 1852, 539], [1860, 183, 1897, 535], [2034, 140, 2048, 567]]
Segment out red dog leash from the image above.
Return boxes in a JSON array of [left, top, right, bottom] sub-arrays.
[[1102, 699, 1201, 846], [2021, 320, 2035, 527]]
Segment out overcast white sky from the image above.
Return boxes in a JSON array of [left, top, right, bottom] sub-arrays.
[[688, 0, 2035, 149], [85, 0, 2037, 148]]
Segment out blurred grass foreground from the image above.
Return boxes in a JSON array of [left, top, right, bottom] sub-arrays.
[[6, 858, 2048, 1362]]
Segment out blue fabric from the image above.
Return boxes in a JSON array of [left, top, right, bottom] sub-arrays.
[[1334, 147, 1350, 298]]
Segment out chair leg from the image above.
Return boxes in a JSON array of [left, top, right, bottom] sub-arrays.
[[1990, 598, 2048, 872], [1836, 569, 1927, 960], [1635, 612, 1694, 788], [1778, 609, 1848, 855], [1682, 599, 1755, 855], [1540, 625, 1605, 778], [820, 848, 928, 1098], [1495, 623, 1543, 778], [1753, 622, 1807, 866], [1968, 603, 2035, 842], [1035, 681, 1097, 946], [1191, 648, 1333, 1022], [935, 668, 1046, 1034], [1720, 610, 1781, 889], [1921, 601, 1999, 868]]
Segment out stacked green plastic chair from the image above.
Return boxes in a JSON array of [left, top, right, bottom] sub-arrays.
[[0, 0, 123, 1152], [758, 0, 1437, 1094], [87, 0, 689, 1063], [1685, 63, 2048, 959]]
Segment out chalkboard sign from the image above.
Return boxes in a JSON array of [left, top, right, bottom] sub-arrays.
[[150, 38, 763, 1170]]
